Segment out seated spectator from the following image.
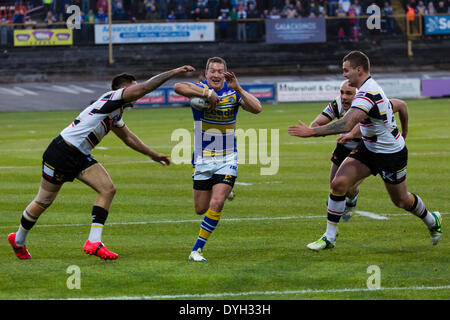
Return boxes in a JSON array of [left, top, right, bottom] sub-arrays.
[[96, 7, 108, 22]]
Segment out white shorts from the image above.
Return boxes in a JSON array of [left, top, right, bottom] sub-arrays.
[[193, 153, 238, 181]]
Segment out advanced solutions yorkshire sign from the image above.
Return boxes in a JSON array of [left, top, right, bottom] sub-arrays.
[[95, 22, 215, 44], [424, 15, 450, 35], [265, 18, 326, 44]]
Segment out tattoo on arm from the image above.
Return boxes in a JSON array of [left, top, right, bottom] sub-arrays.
[[143, 70, 174, 92]]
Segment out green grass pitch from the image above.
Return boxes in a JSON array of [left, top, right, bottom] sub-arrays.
[[0, 98, 449, 300]]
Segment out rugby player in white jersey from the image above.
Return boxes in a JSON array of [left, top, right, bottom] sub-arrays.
[[310, 80, 409, 221], [288, 51, 442, 250], [8, 65, 195, 260], [174, 57, 262, 261]]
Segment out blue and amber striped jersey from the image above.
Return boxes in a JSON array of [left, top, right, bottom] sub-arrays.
[[192, 80, 242, 163]]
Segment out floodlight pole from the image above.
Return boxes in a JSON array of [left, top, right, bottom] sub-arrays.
[[108, 0, 114, 65]]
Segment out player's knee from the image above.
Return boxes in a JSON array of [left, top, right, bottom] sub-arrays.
[[100, 184, 116, 199], [330, 177, 349, 195], [391, 195, 410, 209], [209, 198, 225, 213], [194, 206, 208, 215]]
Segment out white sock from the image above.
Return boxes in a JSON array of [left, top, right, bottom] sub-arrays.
[[15, 210, 37, 246], [88, 223, 104, 243], [325, 222, 338, 242]]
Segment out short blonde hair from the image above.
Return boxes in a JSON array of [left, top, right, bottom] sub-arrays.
[[206, 57, 227, 72]]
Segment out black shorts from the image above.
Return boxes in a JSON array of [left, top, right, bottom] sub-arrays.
[[331, 143, 353, 167], [42, 135, 98, 185], [349, 141, 408, 184], [193, 174, 236, 191]]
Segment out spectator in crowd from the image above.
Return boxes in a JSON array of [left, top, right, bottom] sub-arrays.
[[45, 10, 57, 27], [426, 1, 436, 14], [229, 6, 238, 39], [339, 0, 351, 13], [415, 0, 426, 14], [96, 6, 109, 22], [328, 0, 338, 16], [112, 1, 128, 20], [353, 0, 361, 15], [283, 2, 298, 18], [146, 4, 160, 19], [156, 0, 170, 20], [81, 0, 91, 15], [97, 0, 109, 13], [174, 4, 188, 19], [13, 9, 25, 24], [85, 9, 97, 23], [268, 6, 281, 18], [383, 1, 396, 34], [296, 0, 310, 17], [236, 2, 247, 42], [247, 2, 260, 40], [167, 9, 176, 20], [197, 0, 209, 9], [435, 0, 447, 13], [201, 6, 212, 18], [191, 7, 202, 20], [218, 0, 232, 15], [217, 10, 230, 39]]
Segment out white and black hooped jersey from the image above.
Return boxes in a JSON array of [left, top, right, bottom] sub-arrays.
[[322, 96, 360, 150], [60, 88, 127, 155], [351, 77, 405, 153]]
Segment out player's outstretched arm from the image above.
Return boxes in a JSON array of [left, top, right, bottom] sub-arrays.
[[289, 108, 366, 138], [122, 65, 195, 103], [310, 114, 331, 128], [224, 71, 262, 114], [390, 98, 408, 139], [112, 125, 171, 165]]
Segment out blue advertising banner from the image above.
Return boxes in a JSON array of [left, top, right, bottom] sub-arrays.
[[265, 18, 326, 44], [424, 15, 450, 35]]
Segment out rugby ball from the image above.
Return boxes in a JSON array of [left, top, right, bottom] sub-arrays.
[[190, 97, 209, 111]]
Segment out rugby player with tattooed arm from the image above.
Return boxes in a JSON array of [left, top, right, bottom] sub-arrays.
[[8, 65, 195, 260]]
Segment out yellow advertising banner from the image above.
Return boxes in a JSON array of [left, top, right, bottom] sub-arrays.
[[14, 29, 73, 46]]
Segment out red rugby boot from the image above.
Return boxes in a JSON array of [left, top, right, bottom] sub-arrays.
[[83, 240, 118, 260], [8, 233, 32, 260]]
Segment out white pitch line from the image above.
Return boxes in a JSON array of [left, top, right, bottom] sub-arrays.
[[69, 285, 450, 300], [355, 210, 389, 220], [1, 212, 447, 230]]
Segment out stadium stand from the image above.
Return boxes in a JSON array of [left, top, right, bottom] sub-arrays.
[[0, 0, 449, 83]]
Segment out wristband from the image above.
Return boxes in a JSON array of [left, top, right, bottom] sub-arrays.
[[207, 89, 213, 99]]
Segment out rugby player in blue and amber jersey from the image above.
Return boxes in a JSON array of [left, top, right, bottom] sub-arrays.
[[174, 57, 262, 262], [8, 65, 195, 260]]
